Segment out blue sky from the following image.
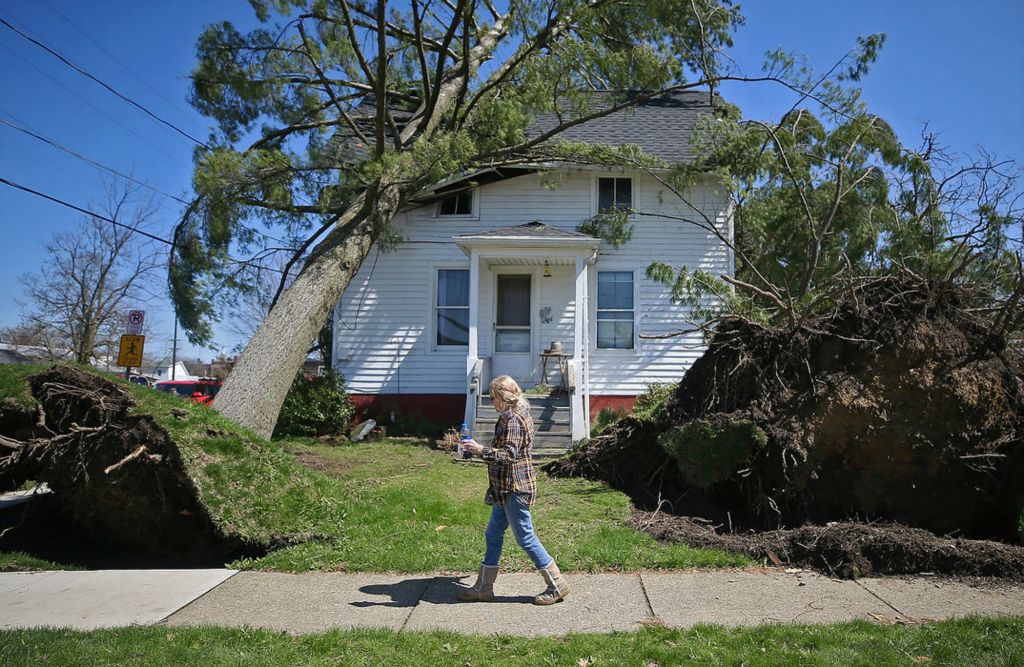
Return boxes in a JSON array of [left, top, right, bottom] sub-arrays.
[[1, 0, 1021, 362]]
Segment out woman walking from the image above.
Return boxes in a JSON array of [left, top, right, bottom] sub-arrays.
[[457, 375, 570, 605]]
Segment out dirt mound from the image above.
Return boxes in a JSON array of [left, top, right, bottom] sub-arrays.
[[0, 366, 259, 561], [631, 510, 1024, 580], [549, 278, 1024, 544]]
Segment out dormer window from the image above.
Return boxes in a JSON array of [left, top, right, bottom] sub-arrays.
[[438, 190, 473, 216], [597, 177, 632, 213]]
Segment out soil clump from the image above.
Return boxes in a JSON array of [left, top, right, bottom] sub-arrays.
[[631, 509, 1024, 580], [0, 366, 265, 564], [547, 277, 1024, 575]]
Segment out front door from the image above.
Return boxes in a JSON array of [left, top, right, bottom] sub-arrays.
[[491, 273, 533, 386]]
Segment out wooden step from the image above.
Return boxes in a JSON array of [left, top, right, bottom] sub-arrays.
[[476, 405, 570, 421], [474, 418, 570, 432], [480, 394, 569, 408], [453, 448, 570, 460], [533, 448, 571, 458]]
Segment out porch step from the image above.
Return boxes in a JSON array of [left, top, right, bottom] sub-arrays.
[[532, 433, 573, 451], [476, 405, 570, 421], [480, 394, 569, 408], [473, 393, 573, 457], [475, 418, 569, 433]]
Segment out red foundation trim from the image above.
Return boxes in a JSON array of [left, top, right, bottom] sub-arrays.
[[588, 395, 636, 420], [349, 393, 638, 426], [349, 394, 466, 426]]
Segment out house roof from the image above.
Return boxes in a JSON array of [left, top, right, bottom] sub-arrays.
[[335, 89, 719, 169], [526, 90, 717, 164], [456, 221, 597, 241]]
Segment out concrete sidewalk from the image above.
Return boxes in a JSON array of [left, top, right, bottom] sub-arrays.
[[1, 568, 1022, 635]]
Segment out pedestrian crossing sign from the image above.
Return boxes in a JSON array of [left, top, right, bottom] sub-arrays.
[[117, 334, 145, 367]]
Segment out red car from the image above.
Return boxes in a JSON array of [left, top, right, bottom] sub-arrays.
[[155, 380, 222, 406]]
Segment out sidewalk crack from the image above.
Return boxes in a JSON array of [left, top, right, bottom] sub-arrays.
[[637, 573, 656, 619], [855, 580, 904, 618], [399, 577, 433, 631]]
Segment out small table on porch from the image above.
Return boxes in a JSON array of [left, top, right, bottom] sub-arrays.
[[539, 351, 571, 390]]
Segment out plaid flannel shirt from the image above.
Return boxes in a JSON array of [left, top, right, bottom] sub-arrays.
[[482, 402, 537, 506]]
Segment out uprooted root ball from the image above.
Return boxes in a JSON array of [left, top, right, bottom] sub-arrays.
[[549, 277, 1024, 544], [0, 366, 256, 560]]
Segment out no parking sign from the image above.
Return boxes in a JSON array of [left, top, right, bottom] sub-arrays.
[[126, 310, 145, 335]]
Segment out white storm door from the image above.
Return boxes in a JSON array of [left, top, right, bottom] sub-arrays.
[[491, 273, 533, 384]]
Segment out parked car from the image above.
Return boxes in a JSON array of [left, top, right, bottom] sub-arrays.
[[155, 379, 222, 406]]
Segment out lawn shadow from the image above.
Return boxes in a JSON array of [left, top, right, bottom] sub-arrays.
[[352, 575, 533, 607]]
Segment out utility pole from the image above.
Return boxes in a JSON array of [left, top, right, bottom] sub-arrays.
[[171, 306, 178, 381]]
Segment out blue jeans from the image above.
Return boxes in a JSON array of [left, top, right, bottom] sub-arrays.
[[483, 493, 553, 569]]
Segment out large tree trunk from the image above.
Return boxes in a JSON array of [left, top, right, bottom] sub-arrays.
[[213, 13, 512, 438], [214, 193, 385, 438]]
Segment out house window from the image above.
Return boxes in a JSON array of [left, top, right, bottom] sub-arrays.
[[597, 177, 632, 213], [597, 271, 634, 349], [436, 269, 469, 346], [437, 191, 473, 216]]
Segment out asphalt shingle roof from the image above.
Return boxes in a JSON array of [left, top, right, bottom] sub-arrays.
[[526, 90, 716, 164], [334, 90, 717, 167]]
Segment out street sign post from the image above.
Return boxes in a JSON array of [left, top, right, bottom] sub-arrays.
[[117, 334, 145, 368], [126, 310, 145, 336]]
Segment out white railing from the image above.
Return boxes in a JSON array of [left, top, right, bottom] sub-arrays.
[[566, 358, 588, 441], [464, 357, 482, 429]]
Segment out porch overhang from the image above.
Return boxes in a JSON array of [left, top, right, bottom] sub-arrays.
[[453, 221, 600, 263]]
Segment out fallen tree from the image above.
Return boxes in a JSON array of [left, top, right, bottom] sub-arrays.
[[0, 364, 341, 562], [548, 277, 1024, 546]]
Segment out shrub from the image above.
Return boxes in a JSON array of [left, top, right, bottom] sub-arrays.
[[658, 417, 766, 489], [591, 407, 627, 437], [273, 370, 354, 439], [632, 383, 674, 424]]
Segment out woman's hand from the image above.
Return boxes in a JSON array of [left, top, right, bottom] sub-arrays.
[[461, 439, 484, 456]]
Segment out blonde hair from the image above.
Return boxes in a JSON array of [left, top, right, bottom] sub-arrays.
[[489, 375, 529, 411]]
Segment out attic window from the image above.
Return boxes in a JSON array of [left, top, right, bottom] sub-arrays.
[[598, 177, 632, 213], [438, 191, 473, 216]]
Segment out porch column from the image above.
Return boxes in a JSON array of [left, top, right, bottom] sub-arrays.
[[571, 253, 588, 440], [573, 253, 585, 358], [468, 249, 480, 361], [464, 249, 481, 427]]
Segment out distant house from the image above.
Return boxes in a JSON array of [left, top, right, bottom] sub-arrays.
[[144, 361, 198, 383], [331, 91, 733, 449]]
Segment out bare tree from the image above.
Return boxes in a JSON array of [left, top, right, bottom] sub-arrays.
[[18, 179, 165, 365], [225, 254, 333, 367]]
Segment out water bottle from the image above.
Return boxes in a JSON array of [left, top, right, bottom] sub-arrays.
[[459, 422, 473, 459]]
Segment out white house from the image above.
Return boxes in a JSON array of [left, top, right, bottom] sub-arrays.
[[145, 361, 198, 384], [332, 91, 733, 451]]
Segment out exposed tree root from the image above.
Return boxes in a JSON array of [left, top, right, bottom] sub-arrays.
[[0, 366, 265, 562], [630, 509, 1024, 580], [548, 277, 1024, 576]]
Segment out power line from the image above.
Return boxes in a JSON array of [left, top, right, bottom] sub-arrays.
[[0, 108, 310, 249], [0, 41, 189, 167], [0, 175, 288, 275], [0, 114, 191, 205], [38, 0, 207, 137], [0, 16, 210, 149]]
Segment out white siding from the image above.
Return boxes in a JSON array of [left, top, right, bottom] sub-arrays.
[[333, 169, 730, 396]]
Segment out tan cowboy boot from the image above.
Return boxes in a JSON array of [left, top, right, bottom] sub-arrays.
[[534, 560, 570, 605], [456, 564, 498, 602]]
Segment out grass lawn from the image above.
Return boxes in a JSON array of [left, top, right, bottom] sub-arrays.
[[0, 361, 747, 573], [1, 617, 1022, 666], [234, 439, 751, 573]]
